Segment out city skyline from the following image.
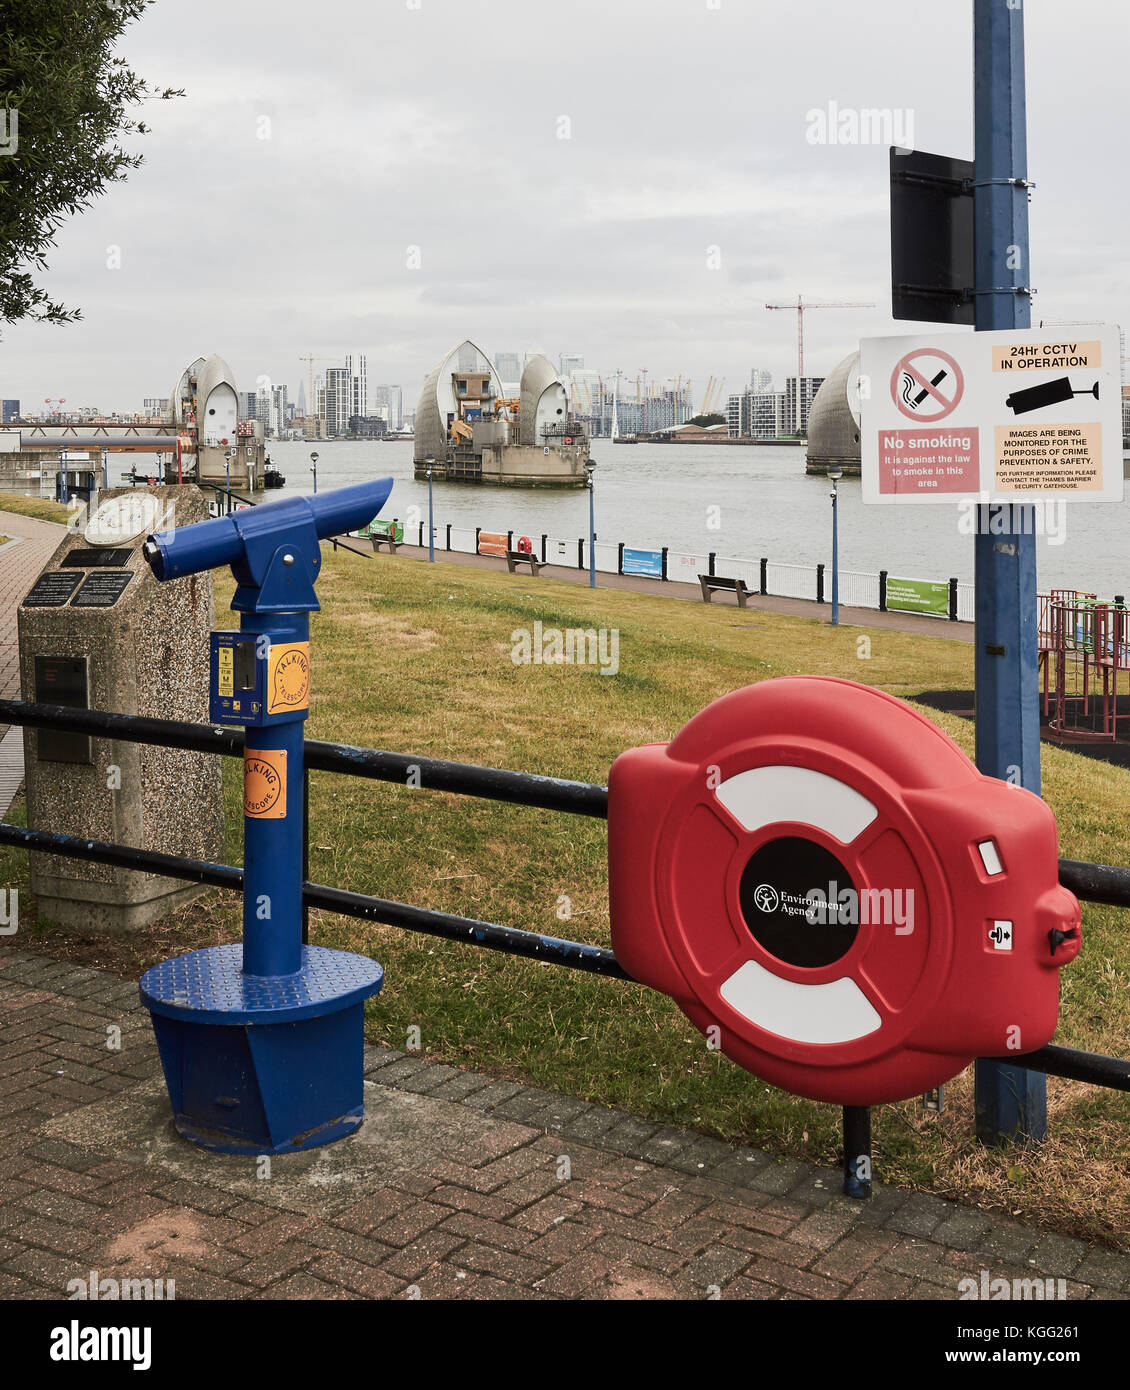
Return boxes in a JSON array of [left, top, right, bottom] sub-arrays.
[[1, 0, 1127, 407]]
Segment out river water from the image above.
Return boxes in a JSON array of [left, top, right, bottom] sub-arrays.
[[178, 439, 1130, 597]]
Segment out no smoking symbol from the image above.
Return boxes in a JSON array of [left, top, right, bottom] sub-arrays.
[[890, 348, 964, 422]]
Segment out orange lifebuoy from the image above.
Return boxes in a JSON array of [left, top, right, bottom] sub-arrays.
[[517, 535, 533, 554]]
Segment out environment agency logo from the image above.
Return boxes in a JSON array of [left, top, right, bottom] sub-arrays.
[[752, 883, 780, 913]]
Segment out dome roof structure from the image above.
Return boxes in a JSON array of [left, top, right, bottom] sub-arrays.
[[414, 340, 504, 463], [806, 352, 862, 471], [519, 354, 568, 447]]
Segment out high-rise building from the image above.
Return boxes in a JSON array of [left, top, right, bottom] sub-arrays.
[[371, 384, 403, 430], [494, 352, 522, 388], [749, 368, 772, 394], [272, 384, 289, 437], [297, 380, 307, 417], [2, 399, 20, 424], [345, 352, 367, 420], [728, 389, 788, 439], [559, 353, 584, 377], [238, 391, 257, 422], [324, 367, 351, 435], [785, 376, 825, 436]]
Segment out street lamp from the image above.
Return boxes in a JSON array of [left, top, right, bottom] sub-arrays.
[[310, 450, 319, 495], [585, 458, 597, 589], [224, 448, 234, 511], [828, 464, 844, 626], [425, 455, 436, 563], [59, 446, 69, 506]]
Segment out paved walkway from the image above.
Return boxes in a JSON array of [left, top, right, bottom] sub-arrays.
[[366, 542, 975, 643], [0, 947, 1125, 1301], [0, 513, 65, 816]]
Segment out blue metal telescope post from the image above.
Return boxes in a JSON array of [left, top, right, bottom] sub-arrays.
[[138, 481, 394, 1154]]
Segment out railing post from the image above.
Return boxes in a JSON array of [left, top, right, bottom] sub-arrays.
[[843, 1106, 872, 1199], [507, 529, 513, 551], [446, 523, 451, 552], [577, 538, 584, 570], [661, 547, 668, 581], [618, 541, 624, 575], [708, 551, 716, 577], [879, 569, 888, 612], [759, 558, 768, 596], [540, 534, 547, 564], [949, 576, 959, 621], [816, 562, 825, 605], [475, 526, 481, 555]]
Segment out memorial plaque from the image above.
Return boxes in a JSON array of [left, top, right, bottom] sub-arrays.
[[61, 548, 133, 569], [23, 572, 83, 607], [72, 570, 134, 608]]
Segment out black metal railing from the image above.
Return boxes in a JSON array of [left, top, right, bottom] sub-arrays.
[[1, 699, 1127, 1189]]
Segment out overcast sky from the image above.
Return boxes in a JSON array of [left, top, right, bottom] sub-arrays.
[[3, 0, 1128, 414]]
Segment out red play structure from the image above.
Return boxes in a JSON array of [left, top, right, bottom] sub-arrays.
[[1038, 590, 1130, 744]]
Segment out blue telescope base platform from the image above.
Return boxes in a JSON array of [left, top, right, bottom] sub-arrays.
[[140, 944, 384, 1155]]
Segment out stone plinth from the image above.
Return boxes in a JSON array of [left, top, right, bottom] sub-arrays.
[[17, 486, 224, 933]]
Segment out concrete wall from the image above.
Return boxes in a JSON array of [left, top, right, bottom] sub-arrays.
[[481, 443, 587, 487]]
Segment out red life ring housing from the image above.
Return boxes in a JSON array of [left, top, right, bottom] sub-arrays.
[[608, 676, 1080, 1106], [517, 535, 533, 554]]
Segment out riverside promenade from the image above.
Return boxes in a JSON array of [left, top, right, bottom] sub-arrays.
[[362, 540, 975, 643]]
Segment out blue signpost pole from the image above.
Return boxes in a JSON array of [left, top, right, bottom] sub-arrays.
[[428, 465, 435, 563], [587, 461, 596, 589], [972, 0, 1045, 1143], [831, 479, 840, 626]]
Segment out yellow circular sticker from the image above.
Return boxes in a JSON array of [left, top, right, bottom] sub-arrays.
[[268, 642, 311, 714], [244, 749, 287, 818]]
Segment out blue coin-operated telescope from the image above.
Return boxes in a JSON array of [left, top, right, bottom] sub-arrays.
[[138, 481, 393, 1153]]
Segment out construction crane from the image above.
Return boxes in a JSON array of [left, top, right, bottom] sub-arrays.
[[298, 354, 338, 418], [765, 295, 875, 379]]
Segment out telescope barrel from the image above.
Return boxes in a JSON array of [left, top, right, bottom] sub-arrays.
[[143, 479, 394, 582]]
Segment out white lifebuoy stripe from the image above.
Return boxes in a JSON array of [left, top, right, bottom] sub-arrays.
[[719, 959, 881, 1044], [715, 765, 877, 844]]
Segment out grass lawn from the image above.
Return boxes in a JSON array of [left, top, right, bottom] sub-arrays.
[[5, 546, 1128, 1245], [0, 491, 72, 524]]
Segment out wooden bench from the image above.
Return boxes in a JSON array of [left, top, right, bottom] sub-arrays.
[[506, 549, 544, 576], [698, 573, 752, 608], [370, 533, 401, 554]]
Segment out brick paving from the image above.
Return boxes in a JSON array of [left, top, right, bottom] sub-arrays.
[[0, 946, 1126, 1302]]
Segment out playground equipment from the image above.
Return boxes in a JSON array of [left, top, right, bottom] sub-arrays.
[[1039, 590, 1130, 744], [137, 481, 394, 1153]]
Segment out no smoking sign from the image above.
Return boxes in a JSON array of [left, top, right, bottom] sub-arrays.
[[890, 348, 964, 422]]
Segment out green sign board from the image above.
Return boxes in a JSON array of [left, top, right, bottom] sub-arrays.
[[351, 517, 403, 542], [886, 576, 949, 618]]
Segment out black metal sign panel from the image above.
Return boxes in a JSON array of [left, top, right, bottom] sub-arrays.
[[33, 656, 91, 764], [23, 572, 83, 607], [71, 570, 133, 608], [60, 548, 133, 568], [890, 147, 975, 325]]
